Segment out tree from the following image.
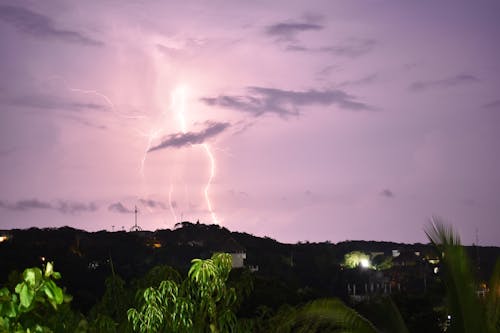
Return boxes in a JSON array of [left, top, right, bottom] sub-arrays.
[[343, 251, 371, 269], [127, 253, 238, 333], [425, 217, 499, 333], [0, 262, 71, 333], [272, 218, 499, 333]]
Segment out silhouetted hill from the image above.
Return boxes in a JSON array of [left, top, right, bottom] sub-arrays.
[[0, 222, 498, 313]]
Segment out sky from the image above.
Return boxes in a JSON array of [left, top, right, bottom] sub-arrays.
[[1, 0, 499, 245]]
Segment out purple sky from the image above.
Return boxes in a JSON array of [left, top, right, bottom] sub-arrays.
[[1, 0, 499, 245]]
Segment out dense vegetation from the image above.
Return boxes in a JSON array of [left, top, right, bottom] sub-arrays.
[[0, 219, 498, 332]]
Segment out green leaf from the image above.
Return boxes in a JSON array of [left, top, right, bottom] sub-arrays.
[[43, 280, 64, 308], [44, 262, 53, 278], [0, 298, 17, 318], [18, 283, 35, 309], [23, 268, 42, 288]]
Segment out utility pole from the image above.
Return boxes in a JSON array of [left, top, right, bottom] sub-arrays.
[[475, 228, 480, 275]]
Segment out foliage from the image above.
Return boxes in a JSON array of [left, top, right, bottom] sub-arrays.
[[127, 253, 238, 333], [371, 255, 393, 271], [425, 217, 500, 333], [269, 218, 499, 333], [343, 251, 371, 269], [0, 262, 71, 333], [267, 298, 381, 333]]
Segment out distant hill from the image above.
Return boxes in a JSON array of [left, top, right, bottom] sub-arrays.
[[1, 222, 498, 313]]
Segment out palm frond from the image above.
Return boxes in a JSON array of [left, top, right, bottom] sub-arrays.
[[277, 298, 380, 333], [486, 258, 500, 332], [424, 217, 489, 333]]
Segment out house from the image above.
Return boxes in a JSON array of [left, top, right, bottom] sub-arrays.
[[214, 237, 246, 268]]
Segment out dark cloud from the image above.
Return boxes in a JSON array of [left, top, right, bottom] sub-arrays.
[[0, 199, 52, 211], [265, 21, 323, 41], [380, 189, 394, 198], [461, 198, 476, 207], [0, 5, 103, 46], [316, 65, 338, 77], [55, 201, 98, 214], [139, 198, 167, 209], [338, 73, 379, 87], [201, 86, 373, 117], [286, 38, 376, 58], [0, 147, 17, 156], [1, 93, 107, 112], [108, 202, 133, 214], [148, 122, 230, 152], [482, 100, 500, 109], [409, 74, 478, 92], [0, 199, 98, 214], [60, 115, 107, 130]]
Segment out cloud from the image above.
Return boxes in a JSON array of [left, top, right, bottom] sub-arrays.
[[108, 202, 133, 214], [0, 199, 98, 214], [55, 201, 98, 214], [60, 115, 107, 130], [317, 65, 337, 75], [139, 198, 167, 209], [201, 86, 373, 117], [0, 199, 52, 211], [265, 21, 323, 41], [338, 73, 379, 87], [286, 38, 376, 58], [409, 74, 479, 92], [482, 100, 500, 109], [380, 189, 394, 198], [1, 93, 107, 112], [0, 148, 16, 156], [148, 122, 230, 152], [0, 5, 103, 46]]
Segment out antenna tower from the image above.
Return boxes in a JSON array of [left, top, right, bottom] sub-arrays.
[[130, 205, 143, 232]]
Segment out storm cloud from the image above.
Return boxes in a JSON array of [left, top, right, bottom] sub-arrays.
[[1, 93, 107, 112], [201, 86, 372, 117], [380, 189, 395, 198], [140, 198, 167, 209], [409, 74, 478, 92], [108, 202, 133, 214], [0, 5, 103, 46], [266, 21, 323, 41], [286, 38, 376, 58], [482, 100, 500, 110], [338, 73, 379, 87], [0, 199, 98, 214], [148, 122, 230, 152]]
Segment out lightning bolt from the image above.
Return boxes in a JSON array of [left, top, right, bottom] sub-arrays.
[[168, 182, 178, 223], [42, 75, 145, 120], [201, 143, 219, 224], [170, 85, 220, 225], [41, 76, 220, 225]]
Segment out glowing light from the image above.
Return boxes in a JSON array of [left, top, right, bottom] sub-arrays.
[[168, 183, 178, 223], [360, 258, 370, 268], [139, 128, 162, 177], [0, 235, 8, 243], [202, 143, 219, 224], [170, 84, 220, 225], [44, 76, 145, 120], [171, 85, 188, 133]]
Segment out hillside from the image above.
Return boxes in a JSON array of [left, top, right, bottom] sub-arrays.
[[1, 222, 498, 314]]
